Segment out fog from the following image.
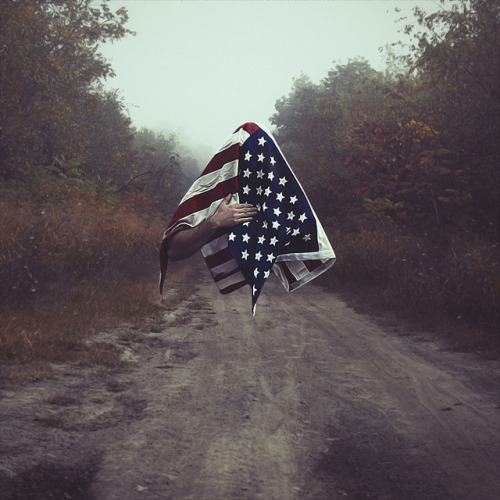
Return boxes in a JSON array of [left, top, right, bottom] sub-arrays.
[[99, 0, 440, 166]]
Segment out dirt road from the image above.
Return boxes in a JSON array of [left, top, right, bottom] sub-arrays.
[[1, 262, 500, 499]]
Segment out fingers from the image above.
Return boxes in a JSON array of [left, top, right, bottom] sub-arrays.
[[212, 194, 258, 229], [232, 207, 258, 220]]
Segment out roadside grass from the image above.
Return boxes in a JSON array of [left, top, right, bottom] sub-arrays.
[[322, 225, 500, 355], [0, 262, 194, 387], [0, 170, 197, 387]]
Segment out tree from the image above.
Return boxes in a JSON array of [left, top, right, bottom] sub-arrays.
[[80, 90, 135, 184], [394, 0, 500, 228], [126, 128, 192, 213], [0, 0, 132, 178], [271, 60, 386, 217]]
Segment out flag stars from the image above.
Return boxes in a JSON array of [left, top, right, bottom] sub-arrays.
[[287, 211, 295, 220], [278, 176, 288, 186], [269, 236, 278, 246], [257, 169, 265, 179], [242, 185, 250, 195], [257, 235, 265, 245], [244, 151, 252, 161], [270, 157, 277, 166], [258, 153, 265, 162], [273, 207, 281, 217], [276, 192, 285, 202], [228, 232, 236, 241], [242, 233, 250, 243], [299, 213, 307, 222], [254, 268, 260, 278], [303, 234, 312, 242], [258, 136, 267, 147], [241, 249, 249, 260], [268, 171, 275, 181], [272, 220, 280, 230], [242, 168, 251, 178], [256, 186, 263, 195], [264, 270, 270, 278], [255, 251, 262, 261], [292, 228, 300, 236], [290, 195, 298, 204], [264, 187, 272, 197], [267, 253, 275, 262]]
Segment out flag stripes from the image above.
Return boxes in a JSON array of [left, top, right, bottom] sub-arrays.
[[160, 122, 335, 311]]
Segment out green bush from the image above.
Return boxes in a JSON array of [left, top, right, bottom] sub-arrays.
[[323, 224, 499, 346]]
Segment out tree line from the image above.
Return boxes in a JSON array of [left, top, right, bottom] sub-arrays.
[[0, 0, 498, 344], [271, 0, 499, 342], [271, 0, 499, 235], [0, 0, 195, 212]]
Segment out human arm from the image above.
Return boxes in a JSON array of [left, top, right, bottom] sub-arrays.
[[167, 194, 257, 261]]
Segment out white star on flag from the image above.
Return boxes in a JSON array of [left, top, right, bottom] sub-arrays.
[[159, 122, 336, 314]]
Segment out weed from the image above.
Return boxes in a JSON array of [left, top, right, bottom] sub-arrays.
[[322, 224, 499, 353]]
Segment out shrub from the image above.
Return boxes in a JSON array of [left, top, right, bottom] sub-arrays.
[[323, 223, 499, 348], [0, 162, 165, 303]]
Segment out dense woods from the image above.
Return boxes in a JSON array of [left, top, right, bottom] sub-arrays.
[[0, 0, 195, 306], [271, 0, 499, 345], [0, 0, 498, 369]]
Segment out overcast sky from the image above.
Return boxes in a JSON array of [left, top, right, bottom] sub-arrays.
[[99, 0, 442, 165]]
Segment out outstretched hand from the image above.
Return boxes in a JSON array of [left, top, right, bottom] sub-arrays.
[[210, 194, 258, 229]]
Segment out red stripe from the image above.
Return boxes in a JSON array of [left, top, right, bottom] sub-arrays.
[[277, 262, 297, 286], [233, 122, 261, 135], [212, 266, 241, 283], [200, 143, 240, 176], [169, 177, 238, 223], [204, 247, 234, 269], [305, 260, 323, 272], [220, 280, 247, 294]]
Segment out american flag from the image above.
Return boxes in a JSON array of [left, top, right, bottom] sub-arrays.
[[160, 122, 335, 314]]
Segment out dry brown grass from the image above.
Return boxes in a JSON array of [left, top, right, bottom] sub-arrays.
[[321, 225, 500, 354], [0, 172, 199, 386], [0, 260, 194, 387], [0, 194, 164, 301]]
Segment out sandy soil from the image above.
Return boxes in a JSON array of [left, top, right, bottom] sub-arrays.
[[1, 261, 500, 500]]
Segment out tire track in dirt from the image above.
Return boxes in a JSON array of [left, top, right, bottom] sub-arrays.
[[1, 261, 499, 499]]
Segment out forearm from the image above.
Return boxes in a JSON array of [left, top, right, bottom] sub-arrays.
[[167, 217, 218, 261], [166, 194, 257, 262]]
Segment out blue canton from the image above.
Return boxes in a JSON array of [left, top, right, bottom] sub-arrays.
[[227, 130, 319, 313]]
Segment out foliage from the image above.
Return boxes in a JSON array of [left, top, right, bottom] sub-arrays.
[[0, 160, 164, 304], [392, 0, 500, 228], [129, 129, 183, 212], [323, 225, 499, 347], [0, 0, 133, 178], [271, 0, 500, 346], [272, 1, 499, 234]]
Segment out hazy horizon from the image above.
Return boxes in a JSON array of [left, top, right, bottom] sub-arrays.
[[99, 0, 442, 167]]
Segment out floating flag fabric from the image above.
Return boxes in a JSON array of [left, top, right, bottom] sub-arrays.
[[160, 122, 335, 314]]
